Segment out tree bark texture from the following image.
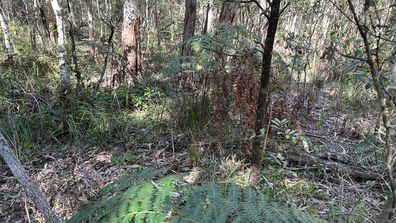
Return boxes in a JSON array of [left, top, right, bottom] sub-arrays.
[[181, 0, 197, 57], [122, 0, 140, 79], [219, 0, 239, 24], [0, 134, 60, 223]]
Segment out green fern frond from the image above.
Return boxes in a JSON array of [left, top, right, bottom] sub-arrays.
[[69, 169, 324, 223], [67, 169, 179, 223], [171, 183, 325, 223]]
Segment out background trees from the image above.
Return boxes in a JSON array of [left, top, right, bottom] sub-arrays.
[[0, 0, 394, 222]]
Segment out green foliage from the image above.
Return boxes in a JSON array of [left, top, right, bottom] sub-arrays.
[[171, 183, 324, 223], [271, 118, 307, 146], [67, 168, 178, 223], [69, 168, 324, 223], [111, 153, 139, 165], [177, 94, 211, 139], [353, 133, 382, 166]]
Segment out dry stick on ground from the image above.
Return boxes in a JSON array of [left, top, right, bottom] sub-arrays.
[[0, 134, 60, 223]]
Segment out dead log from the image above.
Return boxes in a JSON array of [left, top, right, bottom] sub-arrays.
[[0, 134, 60, 223], [287, 151, 382, 181]]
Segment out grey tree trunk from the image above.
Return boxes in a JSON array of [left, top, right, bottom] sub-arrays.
[[0, 134, 60, 223], [51, 0, 69, 95]]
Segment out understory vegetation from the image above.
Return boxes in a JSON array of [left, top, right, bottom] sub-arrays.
[[0, 0, 395, 223]]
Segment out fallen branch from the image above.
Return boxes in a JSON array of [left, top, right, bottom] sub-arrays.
[[287, 151, 382, 181], [0, 134, 60, 223]]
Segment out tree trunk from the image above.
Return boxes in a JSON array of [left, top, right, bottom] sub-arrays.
[[35, 0, 50, 42], [252, 0, 282, 167], [0, 134, 60, 223], [154, 2, 161, 48], [67, 0, 82, 92], [219, 0, 239, 24], [181, 0, 197, 57], [51, 0, 69, 95], [0, 6, 14, 80], [202, 3, 213, 34], [84, 0, 95, 58], [48, 1, 57, 43], [95, 24, 116, 94], [122, 0, 140, 81]]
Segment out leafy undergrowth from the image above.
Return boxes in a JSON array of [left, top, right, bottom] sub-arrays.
[[67, 168, 323, 223], [0, 83, 387, 223]]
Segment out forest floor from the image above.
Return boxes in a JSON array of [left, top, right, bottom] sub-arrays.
[[0, 85, 387, 223]]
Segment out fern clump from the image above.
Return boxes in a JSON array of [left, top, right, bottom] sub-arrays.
[[68, 168, 324, 223], [170, 183, 324, 223]]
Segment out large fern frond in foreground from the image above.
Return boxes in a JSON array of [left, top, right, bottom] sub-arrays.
[[170, 183, 324, 223], [67, 168, 178, 223], [67, 168, 325, 223]]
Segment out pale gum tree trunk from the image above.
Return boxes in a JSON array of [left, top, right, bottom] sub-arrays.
[[181, 0, 197, 57], [51, 0, 69, 94], [122, 0, 140, 79], [0, 7, 12, 56], [0, 6, 14, 81]]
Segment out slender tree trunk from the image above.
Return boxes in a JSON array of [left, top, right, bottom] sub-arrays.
[[154, 2, 161, 48], [252, 0, 282, 167], [51, 0, 69, 95], [181, 0, 197, 57], [84, 0, 95, 58], [0, 6, 12, 56], [67, 0, 82, 92], [95, 25, 116, 94], [0, 134, 60, 223], [202, 3, 213, 34], [122, 0, 140, 81], [0, 6, 14, 81]]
